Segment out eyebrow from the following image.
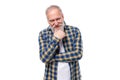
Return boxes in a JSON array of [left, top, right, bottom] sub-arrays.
[[49, 17, 61, 22]]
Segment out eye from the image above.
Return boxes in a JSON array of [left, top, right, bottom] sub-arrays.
[[56, 18, 61, 21], [49, 19, 54, 22]]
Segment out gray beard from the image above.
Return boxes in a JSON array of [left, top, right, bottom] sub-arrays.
[[50, 22, 65, 33]]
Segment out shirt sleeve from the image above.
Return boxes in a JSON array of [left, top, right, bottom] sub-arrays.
[[38, 31, 60, 63]]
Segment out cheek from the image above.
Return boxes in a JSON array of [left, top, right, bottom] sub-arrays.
[[60, 18, 64, 23], [58, 20, 64, 24]]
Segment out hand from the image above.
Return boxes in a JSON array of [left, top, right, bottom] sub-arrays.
[[54, 29, 66, 40]]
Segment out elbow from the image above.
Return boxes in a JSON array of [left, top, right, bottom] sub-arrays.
[[78, 53, 82, 60], [39, 52, 47, 63], [40, 53, 50, 63], [77, 50, 83, 60], [79, 51, 83, 60], [40, 58, 48, 63], [40, 56, 49, 63], [40, 56, 50, 63]]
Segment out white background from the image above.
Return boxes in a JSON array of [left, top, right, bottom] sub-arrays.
[[0, 0, 120, 80]]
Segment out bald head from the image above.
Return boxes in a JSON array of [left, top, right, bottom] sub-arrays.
[[46, 5, 63, 15]]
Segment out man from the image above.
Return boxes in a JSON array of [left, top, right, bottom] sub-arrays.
[[38, 5, 83, 80]]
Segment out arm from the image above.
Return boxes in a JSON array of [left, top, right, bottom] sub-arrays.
[[51, 28, 83, 62], [38, 31, 60, 63]]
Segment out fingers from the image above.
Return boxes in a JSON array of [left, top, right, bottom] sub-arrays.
[[54, 30, 66, 39], [52, 23, 56, 28]]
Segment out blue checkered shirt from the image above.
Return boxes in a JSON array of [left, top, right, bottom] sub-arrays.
[[38, 25, 83, 80]]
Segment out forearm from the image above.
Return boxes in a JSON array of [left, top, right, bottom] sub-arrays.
[[51, 49, 83, 62]]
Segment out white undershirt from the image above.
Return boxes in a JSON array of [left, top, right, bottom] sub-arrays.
[[57, 40, 70, 80]]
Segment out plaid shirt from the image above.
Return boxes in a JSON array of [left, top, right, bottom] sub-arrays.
[[38, 25, 83, 80]]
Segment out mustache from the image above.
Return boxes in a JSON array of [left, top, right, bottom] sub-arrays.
[[52, 23, 64, 32], [52, 22, 64, 28]]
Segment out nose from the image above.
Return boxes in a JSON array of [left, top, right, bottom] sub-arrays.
[[54, 20, 58, 25]]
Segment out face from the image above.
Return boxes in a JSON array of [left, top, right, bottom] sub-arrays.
[[46, 8, 64, 30]]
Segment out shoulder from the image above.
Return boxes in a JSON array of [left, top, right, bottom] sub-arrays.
[[39, 27, 51, 36], [65, 25, 81, 33], [66, 25, 82, 38]]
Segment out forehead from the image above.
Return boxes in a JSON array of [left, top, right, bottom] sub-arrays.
[[46, 8, 62, 20]]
